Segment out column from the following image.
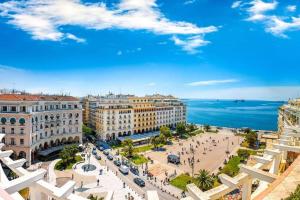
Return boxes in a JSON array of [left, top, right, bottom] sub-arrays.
[[270, 154, 281, 174], [29, 185, 42, 200], [242, 177, 252, 200]]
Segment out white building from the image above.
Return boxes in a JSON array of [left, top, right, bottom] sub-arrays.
[[0, 93, 82, 166], [83, 94, 186, 140]]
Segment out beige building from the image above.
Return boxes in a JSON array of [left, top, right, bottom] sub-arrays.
[[0, 93, 82, 166], [84, 94, 186, 140], [278, 98, 300, 134]]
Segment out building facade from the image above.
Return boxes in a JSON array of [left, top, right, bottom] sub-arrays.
[[0, 93, 83, 166], [278, 98, 300, 134], [84, 94, 186, 140]]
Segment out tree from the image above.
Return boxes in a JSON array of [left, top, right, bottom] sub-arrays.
[[59, 145, 79, 166], [245, 131, 258, 148], [150, 136, 161, 149], [82, 124, 94, 136], [122, 139, 134, 158], [195, 169, 214, 191], [160, 126, 172, 139], [203, 124, 211, 132], [187, 123, 197, 133], [176, 122, 186, 138]]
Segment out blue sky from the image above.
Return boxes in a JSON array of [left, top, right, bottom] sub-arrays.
[[0, 0, 300, 100]]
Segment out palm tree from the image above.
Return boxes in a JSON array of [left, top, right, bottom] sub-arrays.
[[203, 124, 211, 132], [122, 139, 134, 158], [195, 169, 214, 191]]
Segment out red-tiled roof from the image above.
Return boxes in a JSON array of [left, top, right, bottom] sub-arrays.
[[0, 94, 78, 101]]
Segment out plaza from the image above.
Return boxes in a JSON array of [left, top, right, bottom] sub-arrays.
[[145, 130, 243, 180]]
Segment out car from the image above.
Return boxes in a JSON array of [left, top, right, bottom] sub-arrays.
[[130, 167, 139, 176], [93, 147, 96, 151], [119, 165, 129, 175], [99, 146, 104, 151], [95, 154, 101, 160], [107, 154, 113, 160], [167, 154, 180, 164], [92, 150, 97, 155], [114, 160, 121, 166], [103, 149, 110, 155], [133, 177, 145, 187]]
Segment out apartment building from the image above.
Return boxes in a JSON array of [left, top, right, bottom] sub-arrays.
[[86, 94, 134, 140], [84, 94, 186, 140], [278, 98, 300, 134], [0, 93, 82, 166]]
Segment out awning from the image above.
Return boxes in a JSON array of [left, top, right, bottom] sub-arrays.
[[118, 131, 160, 142]]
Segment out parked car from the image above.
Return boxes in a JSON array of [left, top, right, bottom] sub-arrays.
[[114, 160, 121, 166], [93, 147, 96, 151], [167, 154, 180, 164], [119, 165, 129, 175], [130, 167, 139, 176], [92, 150, 97, 155], [95, 154, 101, 160], [99, 146, 104, 151], [103, 149, 110, 155], [133, 177, 145, 187], [107, 154, 113, 160]]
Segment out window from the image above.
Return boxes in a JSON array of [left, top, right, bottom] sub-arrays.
[[56, 105, 59, 109], [11, 106, 16, 112], [1, 117, 6, 125], [20, 139, 24, 145], [74, 104, 78, 109], [10, 138, 15, 145], [11, 128, 14, 134], [10, 118, 16, 125], [2, 106, 7, 112], [21, 106, 26, 112], [20, 128, 24, 134], [1, 127, 5, 133], [19, 118, 25, 125]]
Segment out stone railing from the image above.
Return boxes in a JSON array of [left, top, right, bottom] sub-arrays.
[[0, 133, 88, 200], [182, 126, 300, 200]]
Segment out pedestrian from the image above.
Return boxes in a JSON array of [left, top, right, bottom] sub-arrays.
[[97, 179, 99, 186]]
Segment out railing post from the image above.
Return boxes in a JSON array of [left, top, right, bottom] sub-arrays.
[[242, 177, 252, 200]]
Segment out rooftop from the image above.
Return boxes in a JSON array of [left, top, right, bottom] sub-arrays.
[[0, 94, 79, 102]]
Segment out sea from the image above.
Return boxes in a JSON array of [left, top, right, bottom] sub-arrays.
[[183, 99, 285, 131]]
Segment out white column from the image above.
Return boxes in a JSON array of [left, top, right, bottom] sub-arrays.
[[282, 150, 287, 160], [270, 154, 281, 174], [29, 185, 42, 200], [242, 177, 252, 200]]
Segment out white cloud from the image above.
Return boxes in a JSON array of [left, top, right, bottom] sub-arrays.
[[0, 0, 217, 53], [286, 5, 296, 12], [246, 0, 278, 22], [171, 35, 209, 54], [232, 1, 242, 9], [184, 0, 197, 5], [233, 0, 300, 38], [187, 79, 238, 86]]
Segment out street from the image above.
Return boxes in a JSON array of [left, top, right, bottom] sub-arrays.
[[92, 144, 179, 200]]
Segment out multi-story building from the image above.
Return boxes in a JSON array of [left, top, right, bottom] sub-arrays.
[[0, 93, 82, 166], [278, 98, 300, 134], [84, 94, 186, 140], [86, 94, 134, 140]]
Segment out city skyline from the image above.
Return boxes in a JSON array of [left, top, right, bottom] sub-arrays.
[[0, 0, 300, 100]]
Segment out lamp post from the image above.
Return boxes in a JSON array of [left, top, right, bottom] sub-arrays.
[[190, 146, 195, 177]]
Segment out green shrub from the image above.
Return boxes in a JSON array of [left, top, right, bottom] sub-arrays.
[[285, 184, 300, 200]]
